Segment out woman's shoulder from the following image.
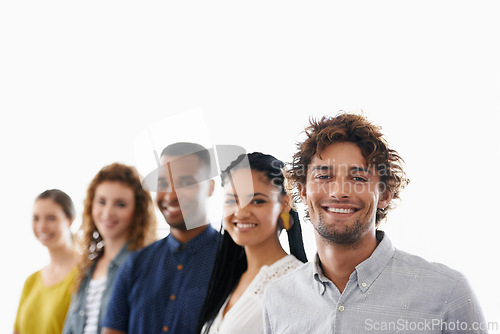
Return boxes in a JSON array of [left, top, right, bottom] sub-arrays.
[[18, 269, 44, 301], [271, 254, 304, 272], [63, 266, 78, 285], [23, 269, 42, 287], [252, 255, 305, 296]]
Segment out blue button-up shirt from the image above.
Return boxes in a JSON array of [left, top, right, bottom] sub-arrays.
[[263, 231, 487, 333], [103, 225, 219, 334]]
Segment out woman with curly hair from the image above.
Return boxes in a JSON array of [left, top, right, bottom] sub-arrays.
[[197, 152, 307, 334], [63, 163, 157, 334], [14, 189, 77, 334]]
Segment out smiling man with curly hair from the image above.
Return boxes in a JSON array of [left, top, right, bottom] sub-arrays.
[[263, 112, 486, 334]]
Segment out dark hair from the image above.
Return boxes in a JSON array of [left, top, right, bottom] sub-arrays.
[[36, 189, 75, 221], [160, 142, 211, 167], [197, 152, 307, 334], [286, 112, 409, 226]]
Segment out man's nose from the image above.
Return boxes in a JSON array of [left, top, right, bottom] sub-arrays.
[[164, 189, 178, 202], [329, 176, 350, 199]]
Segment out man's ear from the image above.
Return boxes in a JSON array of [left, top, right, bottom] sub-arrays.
[[298, 182, 307, 205], [377, 190, 393, 210], [207, 179, 215, 197]]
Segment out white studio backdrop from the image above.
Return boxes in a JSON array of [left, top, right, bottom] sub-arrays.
[[1, 1, 499, 332]]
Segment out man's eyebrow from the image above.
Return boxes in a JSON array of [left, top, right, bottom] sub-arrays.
[[178, 175, 196, 181], [311, 165, 331, 172], [310, 165, 373, 175], [350, 166, 373, 175]]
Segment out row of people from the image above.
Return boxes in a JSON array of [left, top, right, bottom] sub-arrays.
[[14, 163, 158, 334], [15, 145, 304, 334], [15, 112, 487, 334]]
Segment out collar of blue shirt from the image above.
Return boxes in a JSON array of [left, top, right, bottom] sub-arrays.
[[165, 224, 219, 254], [312, 230, 395, 295]]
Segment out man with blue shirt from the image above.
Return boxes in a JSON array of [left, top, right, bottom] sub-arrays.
[[263, 113, 487, 333], [102, 142, 219, 334]]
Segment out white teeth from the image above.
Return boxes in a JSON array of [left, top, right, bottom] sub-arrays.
[[235, 223, 257, 228], [167, 206, 180, 212], [38, 233, 52, 240], [326, 207, 355, 214]]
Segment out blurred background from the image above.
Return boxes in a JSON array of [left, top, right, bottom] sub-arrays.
[[1, 1, 499, 332]]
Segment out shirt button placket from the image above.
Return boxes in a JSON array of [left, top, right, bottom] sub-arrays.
[[335, 304, 345, 333], [168, 245, 184, 331]]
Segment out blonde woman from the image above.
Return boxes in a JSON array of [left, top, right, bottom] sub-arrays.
[[63, 163, 157, 334], [14, 189, 78, 334]]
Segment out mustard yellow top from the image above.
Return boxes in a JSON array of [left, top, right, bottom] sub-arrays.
[[14, 267, 77, 334]]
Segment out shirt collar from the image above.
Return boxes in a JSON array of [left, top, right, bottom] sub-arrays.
[[86, 242, 133, 278], [110, 242, 133, 268], [313, 254, 329, 295], [166, 224, 219, 254], [312, 230, 395, 294], [354, 230, 395, 292]]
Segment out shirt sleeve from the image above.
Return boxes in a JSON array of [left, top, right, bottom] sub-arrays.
[[442, 277, 487, 334], [102, 255, 134, 332]]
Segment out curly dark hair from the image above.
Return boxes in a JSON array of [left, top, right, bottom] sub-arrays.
[[286, 112, 409, 226], [75, 162, 157, 288]]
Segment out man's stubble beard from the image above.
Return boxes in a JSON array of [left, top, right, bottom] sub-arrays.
[[315, 210, 366, 246]]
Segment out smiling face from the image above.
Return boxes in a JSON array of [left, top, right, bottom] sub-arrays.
[[156, 154, 214, 230], [299, 141, 391, 245], [32, 198, 72, 249], [92, 181, 135, 244], [223, 168, 287, 248]]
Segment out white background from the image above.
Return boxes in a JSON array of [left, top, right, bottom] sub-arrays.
[[1, 1, 499, 332]]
